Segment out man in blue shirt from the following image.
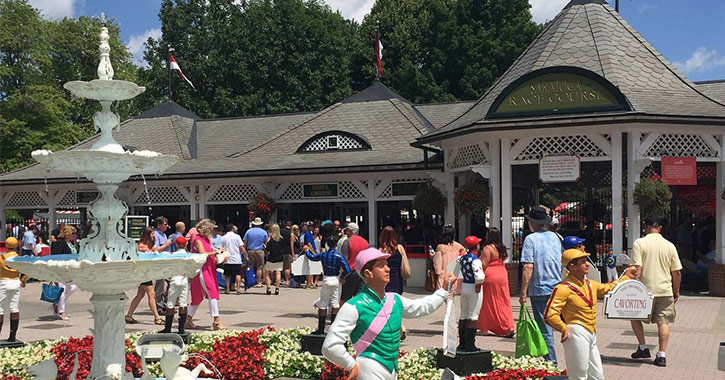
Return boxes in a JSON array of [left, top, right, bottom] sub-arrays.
[[243, 217, 269, 288], [21, 225, 37, 256], [305, 235, 350, 335], [153, 216, 172, 314], [519, 206, 562, 364]]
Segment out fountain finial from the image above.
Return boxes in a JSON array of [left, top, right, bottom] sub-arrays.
[[97, 16, 114, 80]]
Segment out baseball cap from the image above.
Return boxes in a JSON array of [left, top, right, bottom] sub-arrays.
[[464, 236, 482, 250], [355, 247, 390, 275], [562, 236, 586, 250], [4, 237, 18, 249], [345, 222, 360, 232], [562, 248, 590, 267], [175, 236, 187, 249], [644, 217, 663, 227]]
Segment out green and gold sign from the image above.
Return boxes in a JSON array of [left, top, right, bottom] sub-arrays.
[[303, 183, 339, 198], [124, 215, 148, 240], [490, 71, 626, 117]]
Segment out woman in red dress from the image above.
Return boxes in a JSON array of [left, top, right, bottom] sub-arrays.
[[186, 219, 226, 330], [478, 228, 515, 337]]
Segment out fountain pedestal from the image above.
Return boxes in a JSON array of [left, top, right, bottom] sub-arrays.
[[89, 293, 127, 379]]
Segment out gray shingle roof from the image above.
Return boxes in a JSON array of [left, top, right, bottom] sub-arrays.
[[414, 101, 475, 129], [195, 113, 314, 159], [696, 80, 725, 103], [135, 100, 200, 120], [421, 0, 725, 141]]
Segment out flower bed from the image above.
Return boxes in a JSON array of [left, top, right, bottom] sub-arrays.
[[0, 327, 564, 380]]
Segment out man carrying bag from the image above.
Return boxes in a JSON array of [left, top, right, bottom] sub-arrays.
[[515, 305, 548, 358]]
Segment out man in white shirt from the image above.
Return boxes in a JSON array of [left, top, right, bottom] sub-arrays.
[[21, 225, 37, 256], [221, 224, 247, 294]]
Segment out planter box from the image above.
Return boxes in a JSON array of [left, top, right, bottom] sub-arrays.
[[709, 264, 725, 297], [436, 349, 493, 376]]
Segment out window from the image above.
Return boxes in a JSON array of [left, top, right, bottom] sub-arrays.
[[297, 131, 371, 153]]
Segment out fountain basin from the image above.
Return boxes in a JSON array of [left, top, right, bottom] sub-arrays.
[[32, 149, 177, 184], [6, 253, 206, 295], [64, 79, 145, 101]]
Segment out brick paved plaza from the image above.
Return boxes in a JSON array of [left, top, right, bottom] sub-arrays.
[[10, 282, 724, 379]]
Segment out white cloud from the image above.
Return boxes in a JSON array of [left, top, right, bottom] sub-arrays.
[[324, 0, 375, 22], [637, 3, 657, 14], [127, 28, 162, 67], [674, 47, 725, 74], [528, 0, 569, 24], [27, 0, 77, 19]]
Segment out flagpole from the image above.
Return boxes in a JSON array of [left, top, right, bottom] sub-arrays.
[[168, 46, 174, 101], [374, 27, 381, 82]]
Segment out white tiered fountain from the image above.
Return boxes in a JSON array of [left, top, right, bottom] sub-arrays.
[[7, 24, 205, 379]]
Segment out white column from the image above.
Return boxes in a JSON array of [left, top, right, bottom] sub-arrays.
[[89, 293, 128, 379], [367, 181, 377, 246], [626, 132, 641, 253], [501, 137, 513, 255], [611, 132, 623, 256], [717, 135, 725, 263], [198, 186, 207, 219], [445, 171, 455, 226], [457, 174, 470, 238], [490, 139, 501, 230]]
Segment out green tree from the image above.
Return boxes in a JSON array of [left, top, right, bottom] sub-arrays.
[[135, 0, 357, 118]]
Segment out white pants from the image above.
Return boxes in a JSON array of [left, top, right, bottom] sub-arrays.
[[563, 324, 604, 380], [315, 276, 341, 309], [605, 267, 618, 282], [0, 279, 21, 314], [460, 284, 482, 320], [166, 276, 188, 309], [57, 283, 76, 314], [358, 356, 396, 380]]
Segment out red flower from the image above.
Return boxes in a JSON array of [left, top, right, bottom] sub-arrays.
[[321, 361, 349, 380]]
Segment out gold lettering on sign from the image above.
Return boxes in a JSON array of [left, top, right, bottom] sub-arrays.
[[511, 80, 604, 106]]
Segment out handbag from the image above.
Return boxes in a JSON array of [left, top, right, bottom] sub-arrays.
[[216, 248, 230, 265], [244, 266, 257, 288], [400, 247, 412, 281], [515, 304, 549, 358], [424, 269, 438, 292], [40, 282, 64, 304]]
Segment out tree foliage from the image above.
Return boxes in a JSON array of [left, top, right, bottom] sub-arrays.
[[0, 0, 135, 173]]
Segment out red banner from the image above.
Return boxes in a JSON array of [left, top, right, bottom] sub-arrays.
[[661, 157, 697, 185]]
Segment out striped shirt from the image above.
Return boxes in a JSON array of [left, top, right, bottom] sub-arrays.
[[306, 248, 351, 277]]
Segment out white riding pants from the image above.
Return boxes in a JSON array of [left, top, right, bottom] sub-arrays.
[[563, 324, 604, 380], [357, 356, 396, 380], [0, 279, 21, 314]]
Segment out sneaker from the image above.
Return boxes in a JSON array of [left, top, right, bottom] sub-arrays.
[[653, 356, 666, 367], [631, 347, 651, 359]]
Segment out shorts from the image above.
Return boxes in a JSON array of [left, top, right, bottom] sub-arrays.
[[0, 280, 21, 314], [166, 276, 188, 309], [283, 254, 292, 271], [224, 263, 243, 277], [315, 276, 341, 309], [140, 281, 152, 286], [265, 261, 283, 272], [460, 285, 482, 320], [646, 296, 676, 324], [248, 250, 265, 270]]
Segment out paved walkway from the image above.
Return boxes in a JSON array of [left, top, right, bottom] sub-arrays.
[[9, 282, 725, 379]]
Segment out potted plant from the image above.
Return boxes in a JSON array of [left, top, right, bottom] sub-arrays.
[[248, 193, 277, 222], [454, 182, 489, 217], [633, 178, 672, 217], [413, 184, 446, 216]]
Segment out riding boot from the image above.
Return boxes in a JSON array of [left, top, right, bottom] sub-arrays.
[[465, 328, 479, 352], [457, 320, 467, 351], [178, 313, 187, 335], [313, 315, 326, 335], [330, 313, 337, 324], [8, 319, 18, 342], [161, 314, 173, 333]]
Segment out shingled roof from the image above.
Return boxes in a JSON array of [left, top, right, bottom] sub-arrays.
[[697, 80, 725, 104], [419, 0, 725, 142]]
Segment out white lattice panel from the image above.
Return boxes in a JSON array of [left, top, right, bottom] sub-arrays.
[[301, 133, 369, 152], [208, 184, 259, 203], [6, 191, 47, 208], [448, 144, 488, 168], [134, 186, 188, 204], [514, 135, 608, 162], [644, 134, 720, 159], [279, 183, 302, 200], [58, 190, 77, 206], [339, 181, 365, 199]]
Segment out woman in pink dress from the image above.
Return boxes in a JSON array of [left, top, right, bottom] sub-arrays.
[[433, 225, 466, 290], [186, 219, 226, 330], [478, 228, 515, 337]]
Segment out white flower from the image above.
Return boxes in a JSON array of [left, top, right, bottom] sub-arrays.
[[105, 363, 123, 380]]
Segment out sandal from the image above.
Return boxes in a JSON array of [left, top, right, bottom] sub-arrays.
[[125, 316, 138, 324], [274, 287, 279, 295], [266, 288, 272, 295], [154, 318, 164, 325], [212, 321, 226, 330], [184, 319, 197, 330]]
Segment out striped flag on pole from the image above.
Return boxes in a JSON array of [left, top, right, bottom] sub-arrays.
[[169, 54, 196, 91], [375, 29, 384, 79]]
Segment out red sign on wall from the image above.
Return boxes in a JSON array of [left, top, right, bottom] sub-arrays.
[[661, 157, 697, 185]]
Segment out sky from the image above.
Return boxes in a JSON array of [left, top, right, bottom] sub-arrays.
[[27, 0, 725, 81]]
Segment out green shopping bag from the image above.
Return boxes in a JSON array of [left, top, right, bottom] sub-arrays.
[[515, 304, 549, 358]]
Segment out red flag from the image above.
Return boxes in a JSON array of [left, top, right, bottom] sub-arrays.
[[375, 29, 384, 78], [169, 54, 196, 91]]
